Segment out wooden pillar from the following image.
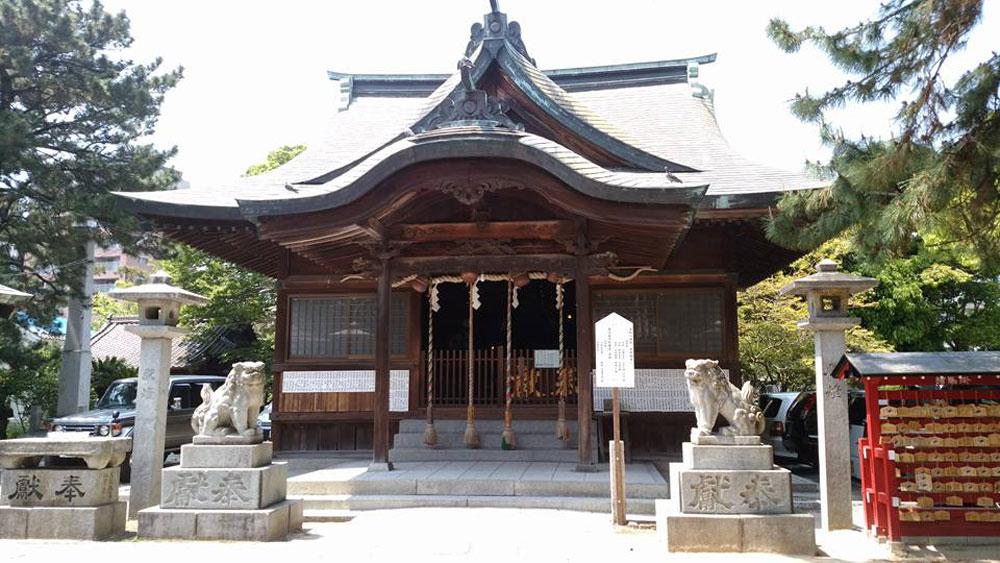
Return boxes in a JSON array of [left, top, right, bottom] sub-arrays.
[[371, 254, 393, 470], [575, 257, 595, 471], [271, 250, 291, 450]]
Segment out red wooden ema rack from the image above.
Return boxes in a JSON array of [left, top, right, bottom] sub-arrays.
[[834, 352, 1000, 542]]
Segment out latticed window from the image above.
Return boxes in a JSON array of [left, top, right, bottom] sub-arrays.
[[593, 288, 724, 357], [288, 294, 408, 359]]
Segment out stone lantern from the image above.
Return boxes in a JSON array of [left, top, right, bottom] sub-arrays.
[[780, 259, 876, 531], [108, 271, 207, 518]]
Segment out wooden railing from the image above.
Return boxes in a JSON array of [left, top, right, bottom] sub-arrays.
[[420, 348, 577, 408]]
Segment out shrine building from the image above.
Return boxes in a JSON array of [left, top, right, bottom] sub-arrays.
[[116, 4, 824, 469]]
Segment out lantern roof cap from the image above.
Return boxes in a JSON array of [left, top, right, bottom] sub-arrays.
[[107, 271, 208, 305], [779, 259, 877, 296]]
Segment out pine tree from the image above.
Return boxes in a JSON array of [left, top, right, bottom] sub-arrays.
[[767, 1, 999, 272], [0, 0, 181, 319]]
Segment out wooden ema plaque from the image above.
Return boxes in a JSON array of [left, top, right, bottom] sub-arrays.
[[856, 374, 1000, 540]]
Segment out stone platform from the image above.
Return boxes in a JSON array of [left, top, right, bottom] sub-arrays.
[[0, 436, 131, 540], [389, 419, 597, 463], [655, 505, 816, 553], [282, 457, 668, 519], [657, 442, 816, 555], [138, 442, 302, 541], [0, 501, 127, 540]]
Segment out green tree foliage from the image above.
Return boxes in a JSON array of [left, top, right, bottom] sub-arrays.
[[766, 1, 999, 271], [244, 145, 305, 176], [162, 244, 276, 370], [852, 242, 1000, 351], [90, 291, 136, 332], [0, 0, 181, 320], [739, 239, 893, 391], [89, 356, 136, 405], [160, 145, 306, 379], [0, 319, 59, 438], [90, 278, 137, 332]]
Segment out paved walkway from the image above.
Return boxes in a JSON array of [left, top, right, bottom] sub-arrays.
[[3, 506, 998, 562], [282, 457, 667, 486]]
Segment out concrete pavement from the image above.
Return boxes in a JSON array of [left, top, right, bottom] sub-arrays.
[[1, 506, 998, 562]]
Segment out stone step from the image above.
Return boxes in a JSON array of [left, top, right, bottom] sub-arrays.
[[287, 478, 669, 498], [291, 494, 657, 515], [388, 447, 583, 463], [397, 419, 577, 434], [393, 431, 582, 450]]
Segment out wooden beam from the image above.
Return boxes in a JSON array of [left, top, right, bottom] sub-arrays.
[[396, 220, 575, 242], [695, 208, 770, 221], [393, 252, 616, 276]]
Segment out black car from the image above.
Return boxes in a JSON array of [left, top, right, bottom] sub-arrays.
[[51, 374, 225, 481], [782, 390, 867, 467]]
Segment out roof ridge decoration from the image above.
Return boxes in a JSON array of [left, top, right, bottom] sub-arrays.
[[414, 2, 530, 133], [469, 1, 535, 65], [408, 2, 699, 173], [419, 57, 524, 132]]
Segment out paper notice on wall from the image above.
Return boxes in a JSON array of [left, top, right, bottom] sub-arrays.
[[281, 370, 409, 411]]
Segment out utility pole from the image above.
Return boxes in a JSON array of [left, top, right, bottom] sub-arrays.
[[57, 219, 97, 416]]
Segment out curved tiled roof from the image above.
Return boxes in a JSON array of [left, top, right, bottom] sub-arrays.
[[90, 316, 238, 372], [116, 9, 825, 221]]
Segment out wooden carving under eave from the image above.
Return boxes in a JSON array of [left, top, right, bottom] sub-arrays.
[[453, 239, 516, 255], [433, 179, 514, 206], [397, 220, 575, 242]]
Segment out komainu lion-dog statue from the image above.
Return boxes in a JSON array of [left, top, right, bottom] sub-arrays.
[[684, 358, 765, 444], [191, 361, 266, 443]]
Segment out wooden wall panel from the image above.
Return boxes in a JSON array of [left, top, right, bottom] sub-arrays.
[[274, 420, 396, 452], [278, 392, 374, 413]]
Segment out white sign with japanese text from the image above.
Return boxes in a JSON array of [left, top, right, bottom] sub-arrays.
[[595, 312, 635, 388], [533, 349, 561, 368]]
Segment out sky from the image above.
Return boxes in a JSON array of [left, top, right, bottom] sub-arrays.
[[101, 0, 999, 188]]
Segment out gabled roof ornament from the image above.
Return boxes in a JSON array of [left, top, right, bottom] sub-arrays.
[[465, 0, 535, 66], [688, 61, 714, 102], [417, 56, 523, 132]]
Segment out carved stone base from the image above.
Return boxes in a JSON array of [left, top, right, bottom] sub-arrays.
[[656, 441, 817, 554], [655, 502, 816, 555], [160, 463, 287, 510], [138, 436, 296, 541], [681, 443, 774, 471], [192, 430, 264, 445], [0, 501, 126, 540], [689, 429, 761, 445], [180, 442, 272, 469], [669, 463, 792, 515], [137, 499, 302, 541]]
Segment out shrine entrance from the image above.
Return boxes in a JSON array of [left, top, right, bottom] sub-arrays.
[[413, 272, 581, 450], [420, 278, 578, 411]]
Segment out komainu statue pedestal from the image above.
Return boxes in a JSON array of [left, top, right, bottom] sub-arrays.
[[137, 441, 302, 541], [655, 440, 816, 554]]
